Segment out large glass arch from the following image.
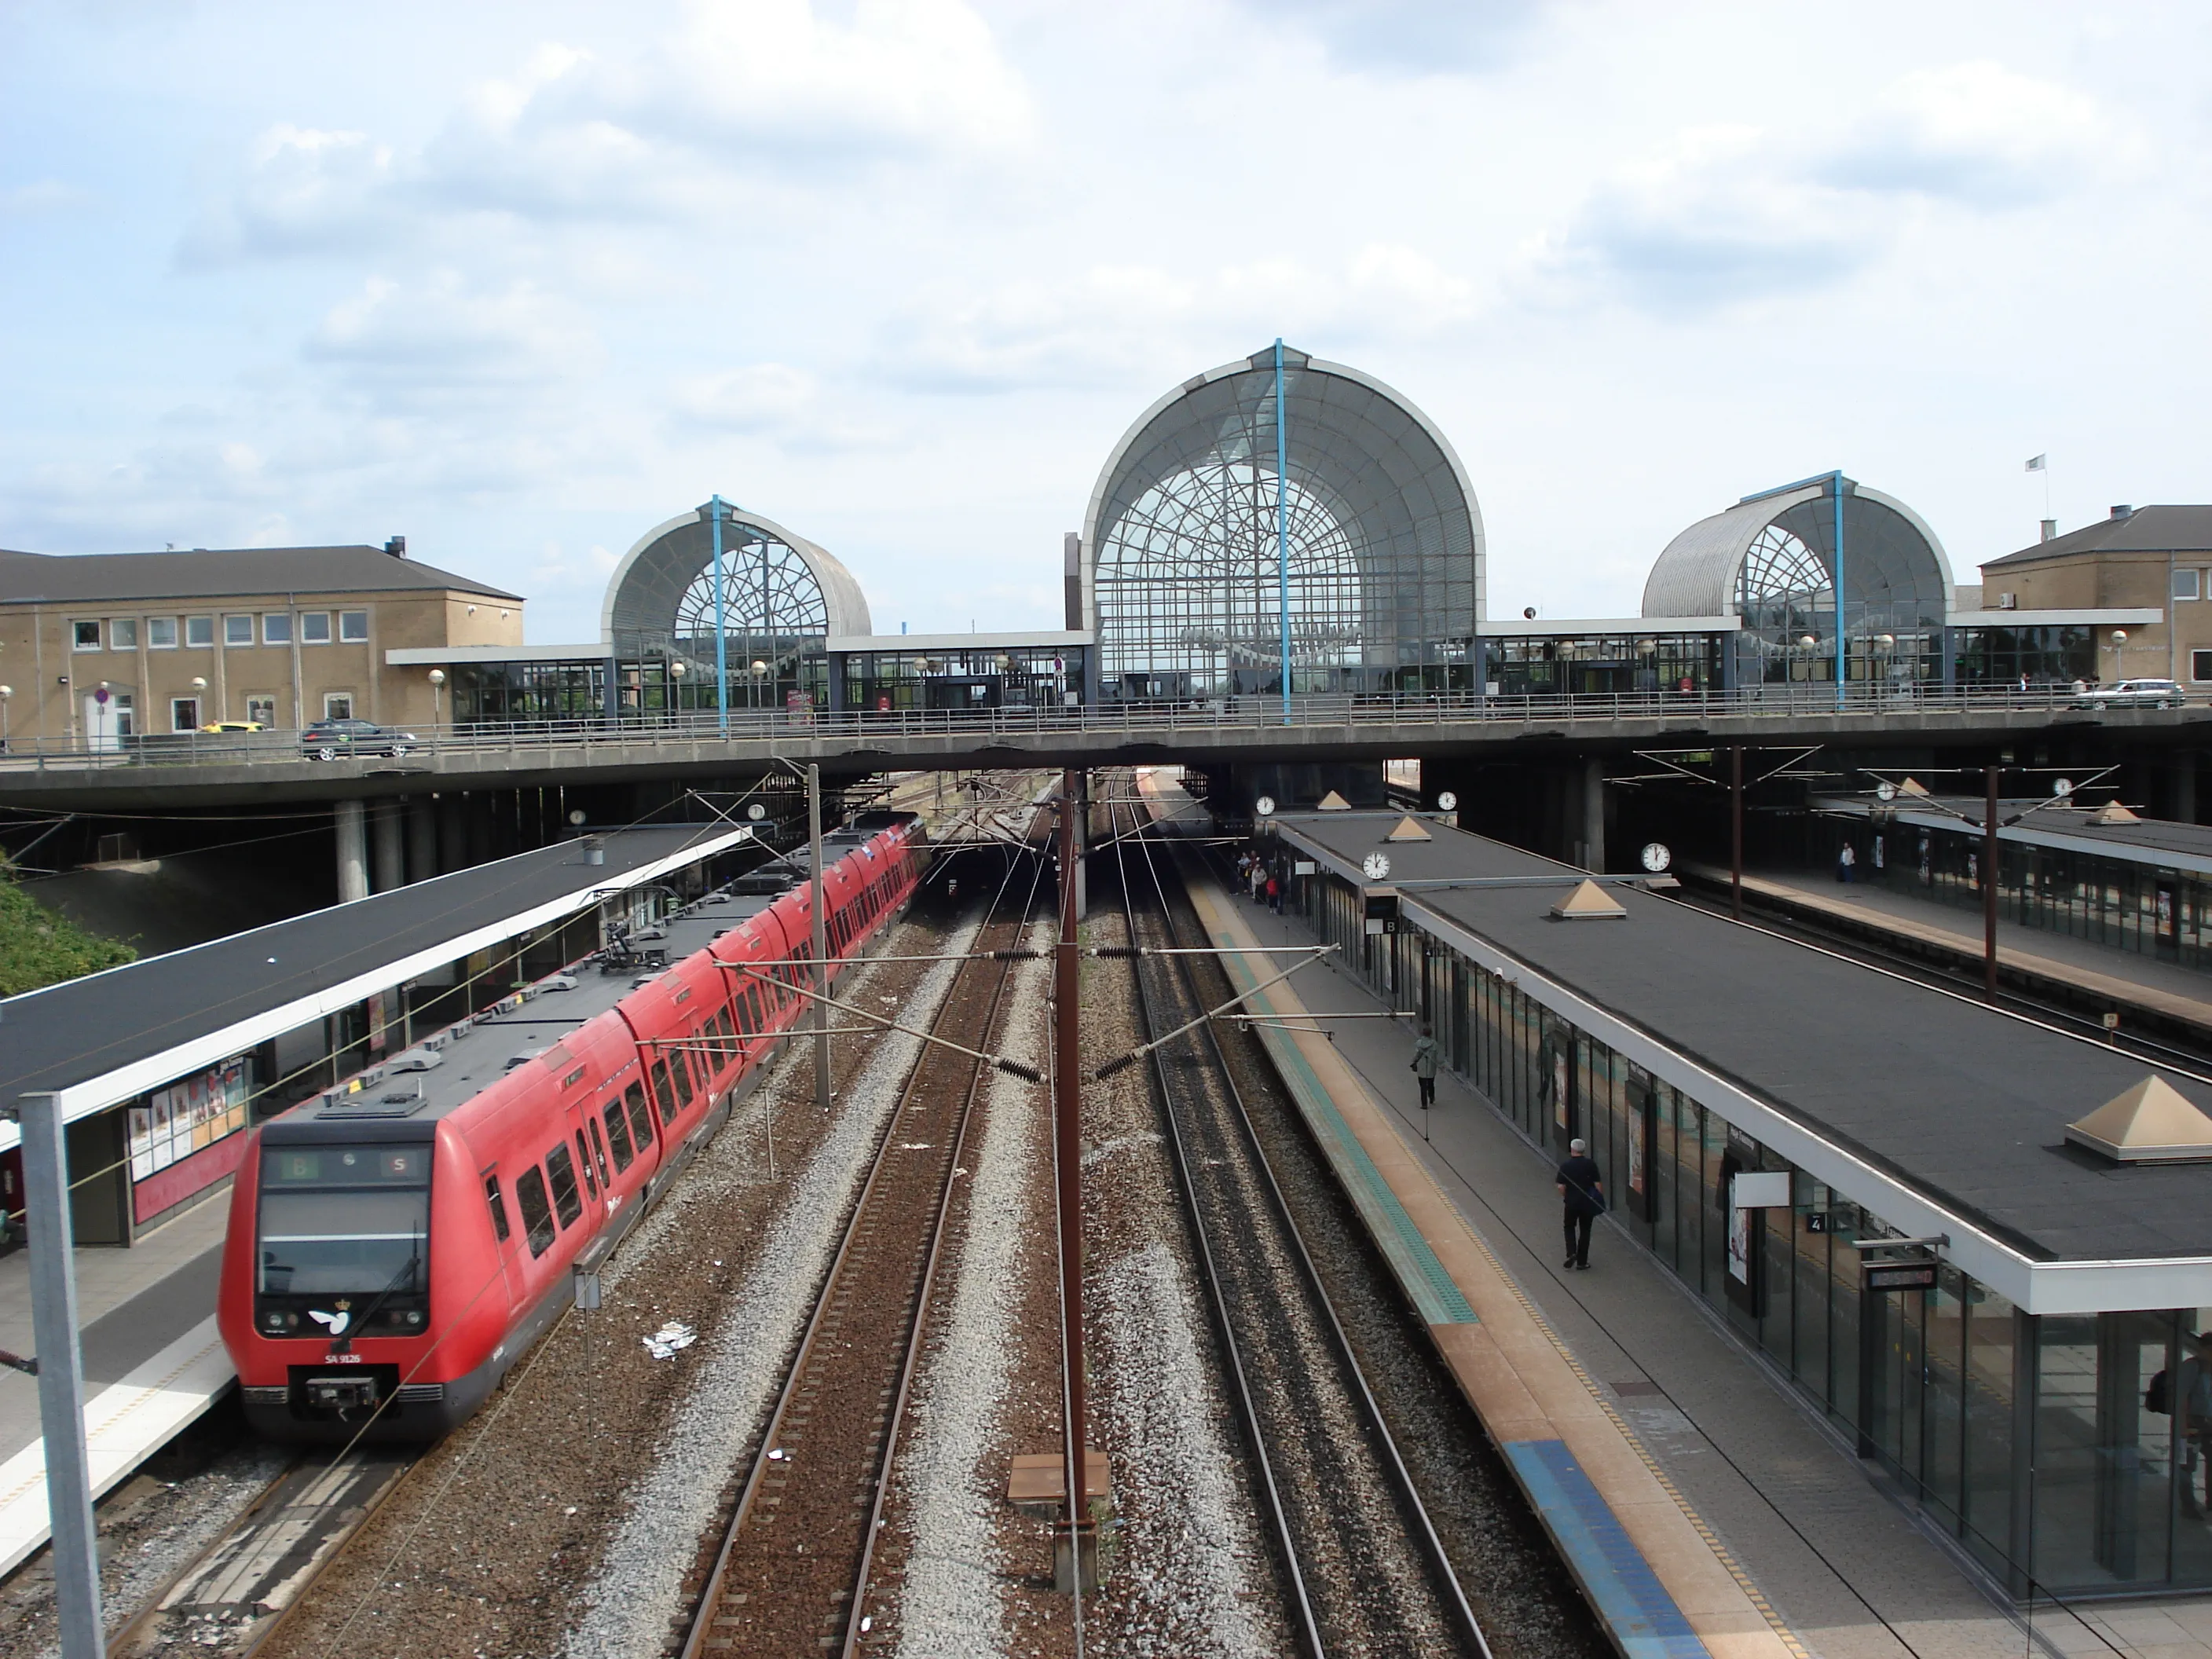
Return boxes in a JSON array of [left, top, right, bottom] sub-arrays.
[[602, 505, 870, 709], [1643, 480, 1954, 687], [1082, 346, 1483, 701]]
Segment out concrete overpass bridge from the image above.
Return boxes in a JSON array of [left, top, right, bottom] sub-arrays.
[[0, 689, 2205, 812]]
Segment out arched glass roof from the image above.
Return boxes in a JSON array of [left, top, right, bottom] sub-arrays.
[[1081, 346, 1483, 696], [601, 504, 870, 668], [1642, 479, 1954, 635]]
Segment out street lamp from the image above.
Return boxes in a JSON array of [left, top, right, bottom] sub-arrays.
[[0, 684, 11, 749], [2108, 628, 2129, 683], [750, 659, 768, 712], [427, 668, 446, 731]]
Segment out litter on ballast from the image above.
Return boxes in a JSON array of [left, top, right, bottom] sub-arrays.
[[642, 1320, 697, 1359]]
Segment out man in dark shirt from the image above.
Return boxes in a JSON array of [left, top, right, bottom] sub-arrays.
[[1556, 1137, 1605, 1270]]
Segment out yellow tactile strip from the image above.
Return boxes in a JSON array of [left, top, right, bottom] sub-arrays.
[[1183, 867, 1804, 1659]]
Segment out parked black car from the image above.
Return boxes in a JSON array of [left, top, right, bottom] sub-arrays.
[[300, 718, 418, 760]]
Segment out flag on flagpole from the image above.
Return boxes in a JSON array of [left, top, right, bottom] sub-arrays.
[[2026, 454, 2047, 471]]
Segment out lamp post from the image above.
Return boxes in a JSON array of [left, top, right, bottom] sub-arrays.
[[668, 658, 687, 721], [750, 659, 768, 712], [2108, 628, 2129, 685], [427, 668, 445, 732], [0, 684, 11, 749]]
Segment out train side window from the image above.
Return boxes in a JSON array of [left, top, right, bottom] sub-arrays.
[[515, 1167, 558, 1256], [544, 1144, 584, 1227], [587, 1117, 612, 1187], [624, 1082, 654, 1148], [710, 1009, 734, 1059], [575, 1130, 599, 1198], [734, 987, 758, 1037], [650, 1058, 677, 1125], [483, 1174, 511, 1243], [670, 1046, 696, 1109], [602, 1101, 635, 1172]]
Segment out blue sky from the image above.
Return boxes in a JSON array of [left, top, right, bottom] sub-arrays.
[[2, 1, 2206, 642]]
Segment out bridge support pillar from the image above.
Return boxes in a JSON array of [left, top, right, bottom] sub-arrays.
[[2177, 753, 2199, 826], [1578, 756, 1606, 873], [335, 799, 368, 903], [408, 796, 438, 882], [438, 793, 468, 876], [372, 800, 405, 893], [1071, 770, 1089, 921]]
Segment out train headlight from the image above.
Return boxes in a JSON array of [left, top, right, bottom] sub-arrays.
[[265, 1313, 284, 1330], [408, 1311, 423, 1325]]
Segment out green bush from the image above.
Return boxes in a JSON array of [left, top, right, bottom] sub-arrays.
[[0, 855, 136, 996]]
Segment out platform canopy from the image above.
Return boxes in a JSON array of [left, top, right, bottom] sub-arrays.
[[1080, 345, 1483, 701]]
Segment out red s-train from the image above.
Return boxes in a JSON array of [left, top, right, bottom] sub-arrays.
[[218, 819, 924, 1441]]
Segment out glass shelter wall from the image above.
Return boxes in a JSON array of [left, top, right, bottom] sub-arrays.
[[1292, 857, 2212, 1599]]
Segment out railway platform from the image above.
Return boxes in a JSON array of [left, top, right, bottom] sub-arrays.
[[1174, 815, 2212, 1659], [0, 1194, 234, 1576], [1682, 865, 2212, 1041]]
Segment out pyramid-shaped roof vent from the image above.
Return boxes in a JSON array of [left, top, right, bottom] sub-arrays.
[[1316, 789, 1352, 811], [2092, 802, 2142, 825], [2065, 1075, 2212, 1164], [1385, 815, 1432, 843], [1550, 879, 1628, 921]]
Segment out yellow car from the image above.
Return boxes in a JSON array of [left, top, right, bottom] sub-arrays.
[[200, 720, 265, 734]]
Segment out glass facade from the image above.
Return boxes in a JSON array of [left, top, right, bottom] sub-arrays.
[[1485, 632, 1725, 697], [1086, 346, 1481, 705], [1812, 815, 2212, 974], [1293, 856, 2212, 1599]]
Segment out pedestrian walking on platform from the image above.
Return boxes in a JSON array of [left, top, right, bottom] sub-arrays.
[[1410, 1024, 1442, 1135], [1557, 1137, 1605, 1270], [1837, 841, 1857, 884], [2177, 1331, 2212, 1518], [1265, 873, 1281, 912]]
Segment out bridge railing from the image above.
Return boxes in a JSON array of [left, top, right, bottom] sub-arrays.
[[0, 682, 2181, 774]]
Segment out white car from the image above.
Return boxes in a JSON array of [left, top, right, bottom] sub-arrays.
[[2071, 678, 2188, 709]]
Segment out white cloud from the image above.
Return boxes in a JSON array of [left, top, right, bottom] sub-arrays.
[[185, 2, 1035, 256], [877, 247, 1479, 394], [1523, 63, 2126, 314], [1820, 60, 2130, 205], [2, 179, 84, 216], [1262, 0, 1544, 74], [304, 273, 599, 406], [670, 363, 900, 452]]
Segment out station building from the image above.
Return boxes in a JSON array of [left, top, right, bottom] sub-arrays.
[[1269, 804, 2212, 1599], [364, 344, 2188, 730], [0, 540, 521, 745]]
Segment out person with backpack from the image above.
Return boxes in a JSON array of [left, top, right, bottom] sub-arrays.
[[1556, 1137, 1605, 1270], [2178, 1331, 2212, 1517]]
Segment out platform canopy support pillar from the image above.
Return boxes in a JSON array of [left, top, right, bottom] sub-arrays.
[[335, 798, 368, 903], [11, 1091, 102, 1659]]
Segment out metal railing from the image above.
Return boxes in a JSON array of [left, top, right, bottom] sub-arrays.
[[0, 683, 2193, 775]]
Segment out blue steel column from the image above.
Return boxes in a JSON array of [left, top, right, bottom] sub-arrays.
[[1274, 338, 1291, 725], [709, 495, 729, 733], [1833, 476, 1846, 711]]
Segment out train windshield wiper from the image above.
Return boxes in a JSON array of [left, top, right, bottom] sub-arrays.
[[328, 1245, 422, 1353]]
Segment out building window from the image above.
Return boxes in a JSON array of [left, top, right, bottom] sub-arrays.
[[108, 617, 137, 650], [72, 620, 101, 650], [300, 612, 331, 645], [323, 692, 354, 720], [339, 610, 369, 643], [262, 613, 292, 646], [147, 617, 178, 648], [2178, 569, 2202, 601], [246, 695, 277, 726], [171, 697, 200, 732], [185, 615, 214, 647], [2193, 650, 2212, 684], [224, 614, 254, 646]]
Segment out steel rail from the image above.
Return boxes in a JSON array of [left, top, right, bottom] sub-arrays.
[[676, 840, 1044, 1659], [1112, 781, 1493, 1658]]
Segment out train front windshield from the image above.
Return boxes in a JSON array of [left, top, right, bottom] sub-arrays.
[[258, 1143, 430, 1297]]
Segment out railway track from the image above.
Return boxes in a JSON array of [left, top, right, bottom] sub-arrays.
[[1106, 784, 1492, 1659], [675, 847, 1046, 1657]]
